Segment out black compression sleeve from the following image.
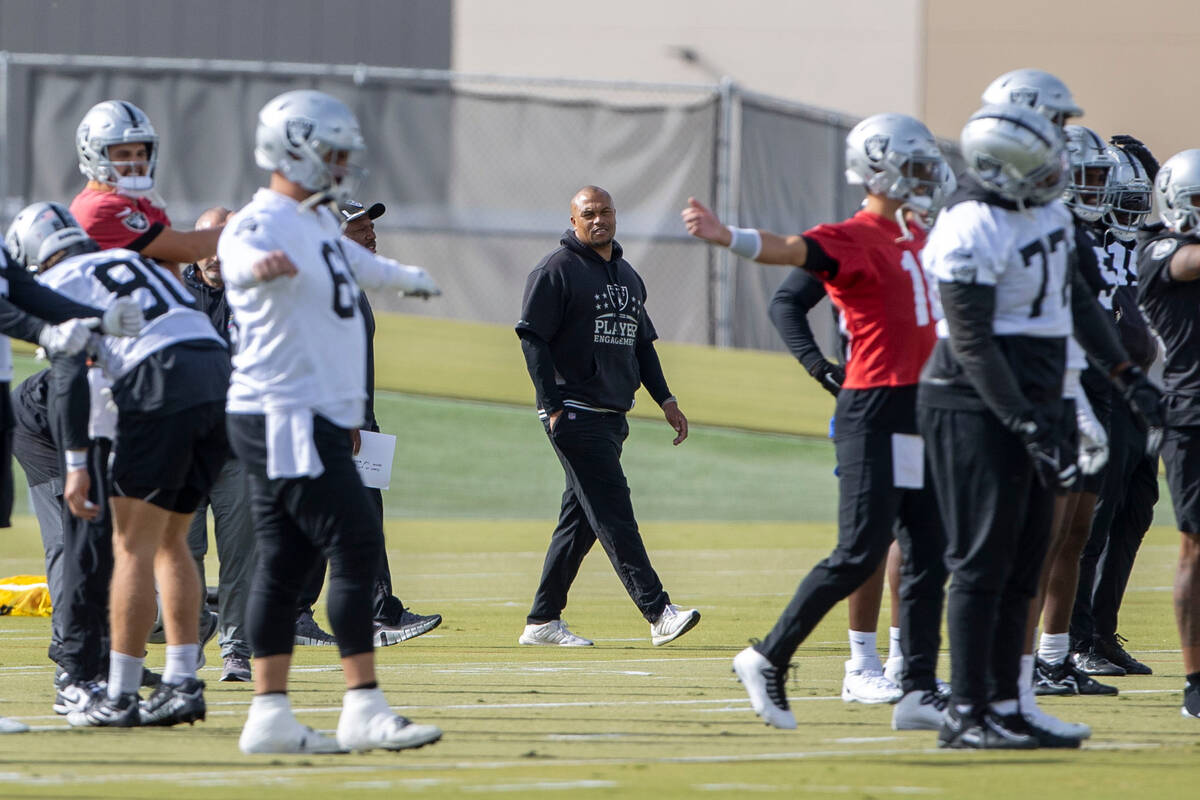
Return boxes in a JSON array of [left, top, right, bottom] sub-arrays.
[[47, 352, 90, 452], [1069, 266, 1129, 375], [518, 331, 564, 414], [939, 280, 1034, 430], [769, 268, 831, 373], [635, 338, 673, 406], [799, 236, 838, 281], [0, 295, 49, 345]]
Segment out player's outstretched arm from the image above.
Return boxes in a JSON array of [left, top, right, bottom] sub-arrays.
[[342, 239, 441, 297], [681, 197, 808, 267], [140, 226, 223, 266]]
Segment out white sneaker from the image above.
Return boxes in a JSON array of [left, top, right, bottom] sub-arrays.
[[336, 687, 442, 752], [1019, 694, 1092, 740], [650, 604, 701, 646], [842, 660, 903, 704], [732, 647, 796, 730], [518, 619, 594, 646], [891, 689, 948, 731], [884, 656, 950, 695], [0, 716, 29, 734], [239, 694, 344, 754]]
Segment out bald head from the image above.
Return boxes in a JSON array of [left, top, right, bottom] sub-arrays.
[[195, 206, 232, 288], [570, 186, 616, 256]]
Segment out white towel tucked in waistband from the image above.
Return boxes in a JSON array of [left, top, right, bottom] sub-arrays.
[[265, 408, 324, 479]]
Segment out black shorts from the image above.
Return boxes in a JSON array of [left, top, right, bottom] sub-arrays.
[[111, 400, 228, 513], [1162, 426, 1200, 535]]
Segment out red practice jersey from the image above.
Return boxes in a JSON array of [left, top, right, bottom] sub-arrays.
[[69, 187, 171, 252], [804, 210, 936, 389]]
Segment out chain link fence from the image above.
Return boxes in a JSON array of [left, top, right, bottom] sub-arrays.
[[0, 52, 901, 356]]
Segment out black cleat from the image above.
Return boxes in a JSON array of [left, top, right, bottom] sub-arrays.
[[140, 677, 206, 726], [1038, 657, 1117, 696], [67, 692, 141, 728], [373, 608, 443, 647], [1094, 634, 1152, 675], [1033, 658, 1075, 696], [1183, 683, 1200, 719], [141, 666, 163, 688], [939, 707, 1039, 750], [1070, 649, 1126, 677]]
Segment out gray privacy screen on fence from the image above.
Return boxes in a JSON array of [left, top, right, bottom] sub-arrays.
[[0, 53, 903, 357]]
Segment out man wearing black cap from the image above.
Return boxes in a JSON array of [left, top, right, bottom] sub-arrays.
[[290, 199, 443, 647]]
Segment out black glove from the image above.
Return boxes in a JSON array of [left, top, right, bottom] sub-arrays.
[[808, 359, 844, 398], [1110, 134, 1160, 181], [1113, 364, 1165, 455], [1014, 411, 1079, 491]]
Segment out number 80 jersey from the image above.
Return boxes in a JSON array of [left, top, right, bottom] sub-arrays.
[[37, 247, 223, 379]]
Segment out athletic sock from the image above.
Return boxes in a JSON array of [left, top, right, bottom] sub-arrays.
[[107, 651, 145, 700], [1186, 671, 1200, 688], [1038, 632, 1070, 666], [848, 630, 879, 670], [162, 644, 199, 685], [1018, 654, 1036, 713], [887, 626, 902, 662]]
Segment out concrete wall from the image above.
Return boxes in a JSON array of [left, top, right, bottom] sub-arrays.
[[452, 0, 923, 119], [922, 0, 1199, 159]]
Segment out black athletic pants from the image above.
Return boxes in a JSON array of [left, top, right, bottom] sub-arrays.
[[1071, 398, 1157, 647], [528, 409, 669, 624], [295, 485, 401, 622], [756, 415, 947, 694], [229, 413, 382, 659], [920, 405, 1055, 710], [47, 438, 113, 682]]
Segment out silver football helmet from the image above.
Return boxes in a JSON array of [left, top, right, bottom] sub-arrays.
[[1102, 146, 1153, 241], [960, 104, 1069, 208], [254, 90, 366, 202], [1062, 125, 1117, 222], [981, 68, 1082, 128], [76, 100, 159, 194], [5, 202, 96, 271], [1155, 149, 1200, 234], [844, 113, 950, 214]]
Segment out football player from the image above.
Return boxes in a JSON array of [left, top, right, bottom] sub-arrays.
[[685, 113, 953, 731], [1133, 148, 1200, 718], [7, 201, 229, 728], [919, 103, 1162, 748], [219, 90, 443, 754], [69, 100, 221, 265]]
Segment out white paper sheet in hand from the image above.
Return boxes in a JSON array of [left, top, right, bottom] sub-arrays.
[[353, 430, 397, 490], [891, 433, 924, 489]]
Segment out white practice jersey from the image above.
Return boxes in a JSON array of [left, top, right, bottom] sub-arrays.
[[37, 247, 222, 380], [925, 199, 1076, 339], [219, 188, 432, 427]]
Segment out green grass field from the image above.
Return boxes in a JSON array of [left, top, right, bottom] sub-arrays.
[[0, 315, 1194, 799]]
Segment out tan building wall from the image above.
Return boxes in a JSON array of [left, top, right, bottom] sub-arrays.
[[453, 0, 923, 118], [922, 0, 1195, 159]]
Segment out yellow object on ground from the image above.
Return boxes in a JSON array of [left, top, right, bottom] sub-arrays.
[[0, 575, 51, 617]]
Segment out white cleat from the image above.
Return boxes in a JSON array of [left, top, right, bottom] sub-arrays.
[[650, 604, 701, 646], [518, 619, 594, 646], [239, 694, 344, 754], [732, 646, 797, 730], [892, 689, 948, 731], [884, 656, 950, 696], [0, 716, 29, 734], [336, 687, 442, 752], [842, 660, 903, 704]]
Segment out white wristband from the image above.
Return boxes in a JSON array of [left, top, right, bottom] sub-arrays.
[[727, 226, 762, 260], [65, 449, 88, 471], [662, 395, 678, 407]]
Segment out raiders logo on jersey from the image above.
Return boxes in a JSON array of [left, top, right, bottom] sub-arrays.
[[1148, 237, 1180, 261], [120, 210, 150, 233]]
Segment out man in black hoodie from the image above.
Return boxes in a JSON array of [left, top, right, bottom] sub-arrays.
[[515, 186, 699, 648]]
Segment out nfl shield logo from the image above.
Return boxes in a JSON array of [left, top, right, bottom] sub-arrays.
[[1009, 88, 1039, 107], [864, 134, 889, 163], [286, 117, 315, 147], [606, 284, 629, 311]]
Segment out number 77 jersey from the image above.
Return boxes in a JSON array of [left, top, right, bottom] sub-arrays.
[[802, 210, 937, 389], [36, 247, 223, 379]]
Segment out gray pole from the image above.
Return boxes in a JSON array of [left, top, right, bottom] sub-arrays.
[[713, 76, 738, 348]]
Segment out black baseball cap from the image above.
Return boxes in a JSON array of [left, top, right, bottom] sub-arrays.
[[339, 200, 386, 223]]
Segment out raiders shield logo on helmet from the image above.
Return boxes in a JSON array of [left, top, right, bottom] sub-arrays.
[[864, 134, 890, 163], [120, 211, 150, 233], [1157, 166, 1172, 194], [285, 117, 315, 148], [606, 284, 629, 311], [1009, 88, 1039, 107]]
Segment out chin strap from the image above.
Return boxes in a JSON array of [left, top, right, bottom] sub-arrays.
[[893, 205, 917, 243], [298, 190, 338, 214]]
